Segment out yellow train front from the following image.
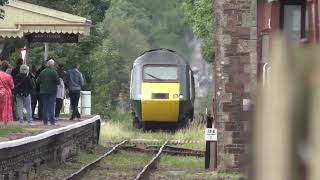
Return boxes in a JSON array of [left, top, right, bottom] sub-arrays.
[[130, 49, 195, 129]]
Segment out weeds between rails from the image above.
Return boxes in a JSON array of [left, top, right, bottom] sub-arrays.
[[65, 140, 204, 180]]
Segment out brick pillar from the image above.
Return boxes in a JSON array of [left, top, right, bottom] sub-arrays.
[[214, 0, 257, 172]]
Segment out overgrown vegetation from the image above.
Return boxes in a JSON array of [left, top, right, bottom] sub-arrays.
[[72, 152, 99, 164], [2, 0, 199, 117], [0, 127, 25, 137], [181, 0, 214, 63], [99, 112, 206, 150], [0, 0, 8, 19]]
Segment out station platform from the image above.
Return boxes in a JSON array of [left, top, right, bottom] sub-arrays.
[[0, 115, 101, 179], [0, 116, 95, 142]]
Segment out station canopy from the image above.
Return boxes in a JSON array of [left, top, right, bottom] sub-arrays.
[[0, 0, 91, 43]]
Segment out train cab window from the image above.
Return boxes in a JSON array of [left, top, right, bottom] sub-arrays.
[[131, 67, 141, 98], [280, 1, 307, 45], [143, 65, 178, 81]]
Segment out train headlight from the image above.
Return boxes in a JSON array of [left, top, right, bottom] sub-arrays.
[[144, 94, 150, 99], [179, 95, 184, 99], [173, 94, 179, 99], [138, 94, 150, 99]]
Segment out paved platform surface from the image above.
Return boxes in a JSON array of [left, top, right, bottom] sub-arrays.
[[0, 116, 95, 142]]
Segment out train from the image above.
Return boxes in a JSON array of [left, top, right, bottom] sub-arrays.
[[130, 48, 195, 129]]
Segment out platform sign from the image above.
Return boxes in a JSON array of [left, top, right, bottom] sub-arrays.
[[20, 48, 27, 64], [25, 33, 79, 43], [205, 128, 217, 141]]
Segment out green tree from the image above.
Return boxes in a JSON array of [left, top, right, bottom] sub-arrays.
[[89, 38, 129, 117], [0, 0, 8, 19], [103, 16, 150, 62], [105, 0, 193, 60], [7, 0, 196, 116], [181, 0, 214, 63]]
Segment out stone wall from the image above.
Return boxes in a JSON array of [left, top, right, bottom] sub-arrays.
[[0, 116, 101, 179], [214, 0, 257, 172]]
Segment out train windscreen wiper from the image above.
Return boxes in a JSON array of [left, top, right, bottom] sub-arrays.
[[145, 73, 162, 80]]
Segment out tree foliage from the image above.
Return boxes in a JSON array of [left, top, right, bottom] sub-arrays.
[[181, 0, 214, 63], [0, 0, 8, 19], [7, 0, 195, 117], [102, 0, 193, 60]]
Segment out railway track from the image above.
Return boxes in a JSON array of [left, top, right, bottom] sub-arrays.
[[64, 140, 203, 180], [134, 140, 168, 180], [109, 139, 203, 145], [65, 140, 127, 180]]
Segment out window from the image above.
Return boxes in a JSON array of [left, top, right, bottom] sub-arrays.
[[143, 65, 178, 81], [283, 5, 302, 44], [280, 0, 307, 45], [262, 34, 270, 63]]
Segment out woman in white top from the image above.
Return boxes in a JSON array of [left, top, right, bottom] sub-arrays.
[[55, 76, 65, 120]]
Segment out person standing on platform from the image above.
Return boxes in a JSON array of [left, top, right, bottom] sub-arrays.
[[35, 61, 47, 120], [0, 61, 14, 127], [36, 59, 59, 125], [55, 72, 65, 121], [57, 63, 66, 82], [14, 64, 35, 125], [29, 64, 37, 119], [11, 58, 23, 120], [11, 58, 23, 79], [66, 64, 84, 121]]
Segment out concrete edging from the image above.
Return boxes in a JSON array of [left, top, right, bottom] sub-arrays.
[[0, 115, 101, 150]]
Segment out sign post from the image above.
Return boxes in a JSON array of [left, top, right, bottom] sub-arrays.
[[205, 114, 217, 170]]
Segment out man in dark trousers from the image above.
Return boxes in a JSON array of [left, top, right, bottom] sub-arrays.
[[36, 59, 59, 125], [66, 64, 84, 121], [34, 61, 47, 120], [29, 64, 37, 119]]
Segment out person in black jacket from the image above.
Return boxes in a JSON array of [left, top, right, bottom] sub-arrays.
[[29, 64, 37, 119], [11, 58, 23, 79], [14, 64, 35, 124], [11, 58, 24, 120], [34, 61, 47, 120]]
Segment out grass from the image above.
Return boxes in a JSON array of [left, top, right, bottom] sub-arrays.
[[160, 155, 204, 170], [0, 127, 25, 137], [180, 172, 247, 180], [73, 152, 100, 163], [99, 112, 206, 149], [101, 151, 152, 169], [98, 112, 246, 179], [154, 155, 246, 180]]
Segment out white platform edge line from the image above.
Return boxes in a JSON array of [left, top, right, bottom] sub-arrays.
[[0, 115, 101, 149]]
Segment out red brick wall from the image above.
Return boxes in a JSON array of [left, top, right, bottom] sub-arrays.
[[214, 0, 257, 172]]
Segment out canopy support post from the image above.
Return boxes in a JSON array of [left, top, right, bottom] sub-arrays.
[[44, 42, 48, 61]]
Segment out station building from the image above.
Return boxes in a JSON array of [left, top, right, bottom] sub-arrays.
[[215, 0, 320, 172], [0, 0, 91, 59]]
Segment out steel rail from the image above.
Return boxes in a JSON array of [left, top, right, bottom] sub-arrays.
[[120, 145, 204, 157], [134, 140, 168, 180], [64, 140, 127, 180], [108, 139, 203, 146]]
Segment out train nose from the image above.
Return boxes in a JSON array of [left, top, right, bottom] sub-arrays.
[[141, 99, 179, 122]]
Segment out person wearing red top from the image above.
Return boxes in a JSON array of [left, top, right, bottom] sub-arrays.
[[0, 61, 14, 127]]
